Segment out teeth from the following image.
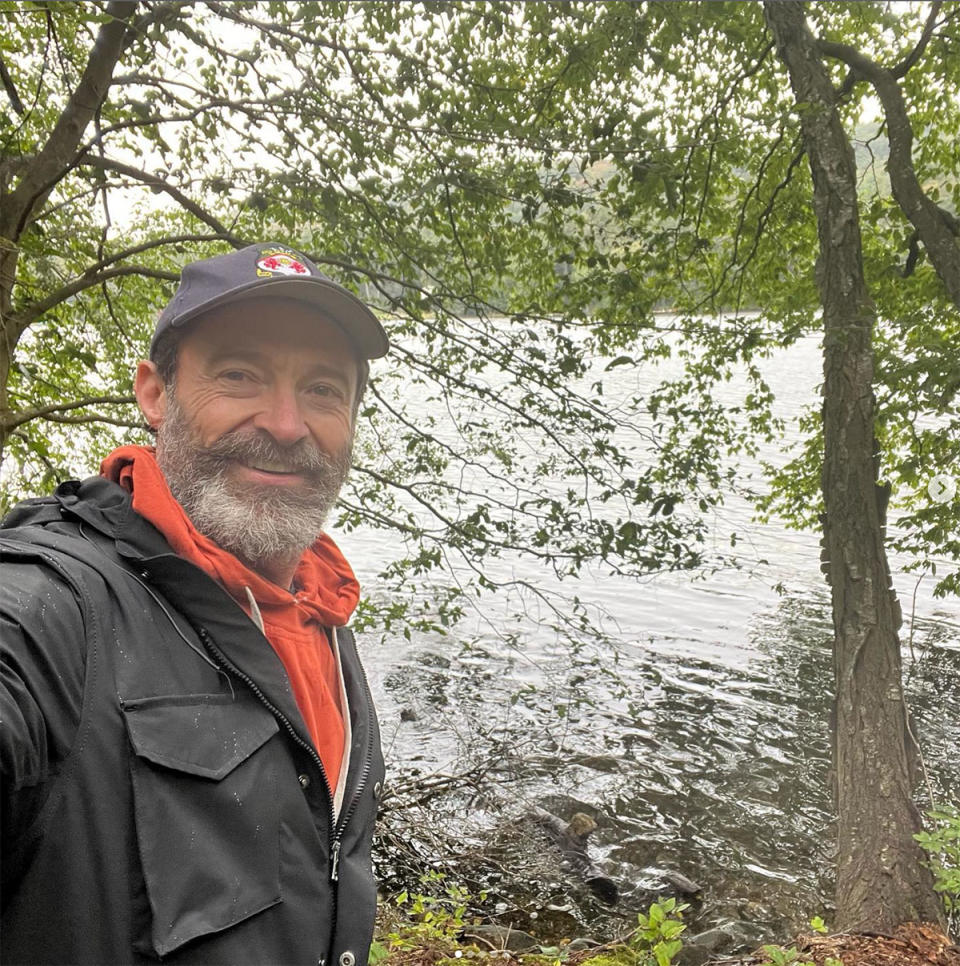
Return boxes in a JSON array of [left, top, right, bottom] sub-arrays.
[[250, 461, 299, 474]]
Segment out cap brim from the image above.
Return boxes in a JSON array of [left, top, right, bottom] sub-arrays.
[[168, 275, 389, 359]]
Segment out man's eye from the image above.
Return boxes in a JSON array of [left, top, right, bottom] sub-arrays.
[[221, 370, 251, 382], [309, 384, 336, 397]]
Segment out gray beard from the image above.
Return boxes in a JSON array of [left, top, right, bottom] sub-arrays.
[[155, 394, 352, 571]]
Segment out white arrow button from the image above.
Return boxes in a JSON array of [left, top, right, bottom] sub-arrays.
[[928, 474, 957, 504]]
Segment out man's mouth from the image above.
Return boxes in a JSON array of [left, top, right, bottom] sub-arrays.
[[248, 459, 302, 475]]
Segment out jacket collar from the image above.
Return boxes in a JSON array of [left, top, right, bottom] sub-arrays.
[[48, 476, 322, 756]]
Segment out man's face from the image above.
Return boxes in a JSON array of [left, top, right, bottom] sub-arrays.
[[149, 298, 359, 571]]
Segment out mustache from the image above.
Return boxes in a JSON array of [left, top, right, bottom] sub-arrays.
[[203, 430, 346, 476]]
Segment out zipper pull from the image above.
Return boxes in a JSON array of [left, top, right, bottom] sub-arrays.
[[330, 839, 341, 882]]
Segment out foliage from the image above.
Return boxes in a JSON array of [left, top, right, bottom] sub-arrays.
[[376, 871, 477, 959], [629, 899, 688, 966], [1, 0, 739, 634], [371, 885, 689, 966], [758, 946, 843, 966], [2, 1, 957, 633], [3, 0, 958, 939], [915, 805, 960, 927], [758, 946, 814, 966]]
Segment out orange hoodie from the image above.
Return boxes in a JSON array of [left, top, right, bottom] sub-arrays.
[[101, 445, 359, 792]]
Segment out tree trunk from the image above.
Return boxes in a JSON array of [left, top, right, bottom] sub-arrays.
[[0, 0, 139, 462], [764, 0, 942, 932], [817, 28, 960, 309]]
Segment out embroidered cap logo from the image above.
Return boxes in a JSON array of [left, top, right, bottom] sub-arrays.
[[256, 249, 312, 278]]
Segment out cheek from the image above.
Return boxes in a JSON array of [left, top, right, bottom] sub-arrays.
[[309, 413, 354, 450], [184, 395, 259, 445]]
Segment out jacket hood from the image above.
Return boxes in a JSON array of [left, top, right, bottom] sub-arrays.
[[2, 475, 163, 548]]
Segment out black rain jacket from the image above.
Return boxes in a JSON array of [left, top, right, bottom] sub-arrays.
[[0, 476, 384, 965]]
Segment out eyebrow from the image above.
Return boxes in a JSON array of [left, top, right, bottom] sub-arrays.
[[206, 350, 354, 388], [206, 348, 264, 367]]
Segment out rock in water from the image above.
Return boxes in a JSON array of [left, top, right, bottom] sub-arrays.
[[559, 812, 598, 853], [660, 870, 702, 898], [528, 807, 619, 906], [529, 807, 595, 859], [584, 873, 619, 905]]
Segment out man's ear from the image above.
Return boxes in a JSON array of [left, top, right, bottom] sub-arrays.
[[134, 361, 168, 429]]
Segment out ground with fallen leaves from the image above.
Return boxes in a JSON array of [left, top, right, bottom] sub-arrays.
[[379, 922, 959, 966], [706, 923, 960, 966]]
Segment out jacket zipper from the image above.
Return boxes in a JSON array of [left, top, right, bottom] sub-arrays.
[[327, 629, 377, 853], [198, 627, 376, 883], [197, 628, 339, 872]]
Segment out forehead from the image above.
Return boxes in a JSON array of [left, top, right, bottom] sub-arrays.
[[177, 297, 359, 372]]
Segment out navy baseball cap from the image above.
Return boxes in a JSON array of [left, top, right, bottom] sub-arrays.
[[149, 243, 389, 359]]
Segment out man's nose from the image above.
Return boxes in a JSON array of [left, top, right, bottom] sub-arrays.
[[252, 386, 309, 446]]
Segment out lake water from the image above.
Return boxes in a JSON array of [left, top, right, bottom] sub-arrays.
[[336, 331, 960, 946]]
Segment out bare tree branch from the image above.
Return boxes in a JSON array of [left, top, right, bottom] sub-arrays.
[[38, 412, 143, 429], [891, 0, 944, 79], [0, 156, 35, 184], [3, 393, 137, 432], [3, 1, 138, 240], [77, 154, 246, 245], [72, 233, 226, 280], [0, 48, 25, 116], [818, 37, 960, 307], [9, 264, 179, 335]]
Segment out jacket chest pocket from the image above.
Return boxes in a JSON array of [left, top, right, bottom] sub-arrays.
[[123, 696, 282, 957]]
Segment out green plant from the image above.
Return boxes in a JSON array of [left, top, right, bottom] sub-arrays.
[[915, 805, 960, 923], [758, 944, 844, 966], [379, 871, 479, 957], [367, 940, 389, 965], [758, 945, 813, 966], [629, 898, 689, 966]]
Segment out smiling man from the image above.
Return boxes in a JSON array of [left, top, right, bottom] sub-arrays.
[[0, 244, 388, 965]]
